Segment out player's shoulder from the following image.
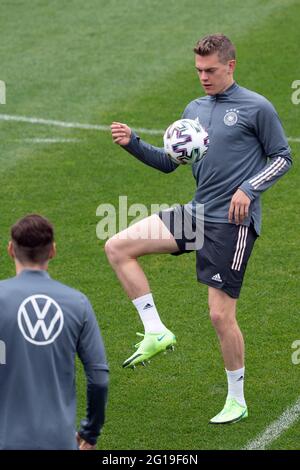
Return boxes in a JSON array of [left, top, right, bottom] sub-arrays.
[[0, 274, 25, 293], [182, 95, 211, 116], [0, 274, 88, 306], [0, 277, 13, 286], [237, 85, 276, 111], [0, 276, 16, 291], [49, 278, 89, 305], [46, 278, 94, 321], [188, 95, 211, 107]]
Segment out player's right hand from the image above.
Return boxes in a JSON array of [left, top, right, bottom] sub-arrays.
[[76, 432, 96, 450], [111, 121, 131, 146]]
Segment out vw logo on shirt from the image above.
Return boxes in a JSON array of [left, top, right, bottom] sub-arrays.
[[17, 295, 64, 346]]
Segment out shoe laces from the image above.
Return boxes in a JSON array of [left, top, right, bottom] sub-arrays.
[[224, 398, 245, 412]]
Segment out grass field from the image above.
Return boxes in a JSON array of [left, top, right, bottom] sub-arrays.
[[0, 0, 300, 450]]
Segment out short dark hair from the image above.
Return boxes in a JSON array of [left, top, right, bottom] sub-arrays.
[[194, 34, 236, 63], [11, 214, 54, 264]]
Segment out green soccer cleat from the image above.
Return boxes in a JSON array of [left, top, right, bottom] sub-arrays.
[[209, 398, 248, 424], [122, 329, 176, 369]]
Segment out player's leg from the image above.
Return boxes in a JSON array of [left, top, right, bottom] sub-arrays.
[[208, 287, 248, 424], [208, 287, 244, 371], [105, 213, 179, 368], [105, 213, 178, 299], [195, 222, 257, 423]]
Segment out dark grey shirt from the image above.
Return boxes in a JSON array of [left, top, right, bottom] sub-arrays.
[[0, 269, 108, 450], [123, 82, 292, 234]]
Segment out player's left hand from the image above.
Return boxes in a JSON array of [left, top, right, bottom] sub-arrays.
[[228, 189, 251, 225], [76, 432, 96, 450]]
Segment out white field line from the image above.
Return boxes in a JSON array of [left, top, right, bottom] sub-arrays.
[[22, 137, 81, 143], [0, 113, 299, 142], [243, 397, 300, 450], [0, 113, 164, 135]]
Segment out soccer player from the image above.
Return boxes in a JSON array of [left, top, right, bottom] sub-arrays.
[[0, 214, 109, 449], [107, 34, 292, 424]]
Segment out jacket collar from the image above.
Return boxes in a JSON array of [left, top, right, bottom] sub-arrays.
[[17, 269, 50, 279], [209, 82, 239, 101]]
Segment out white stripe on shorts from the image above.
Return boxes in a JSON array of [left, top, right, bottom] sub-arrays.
[[231, 226, 249, 271]]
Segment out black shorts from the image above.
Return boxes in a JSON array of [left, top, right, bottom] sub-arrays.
[[158, 205, 257, 299]]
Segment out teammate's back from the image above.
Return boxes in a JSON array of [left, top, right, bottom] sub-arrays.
[[0, 215, 108, 450]]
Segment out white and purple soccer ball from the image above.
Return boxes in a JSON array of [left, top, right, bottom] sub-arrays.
[[163, 118, 209, 165]]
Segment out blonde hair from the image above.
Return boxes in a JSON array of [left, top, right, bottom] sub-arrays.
[[194, 34, 236, 64]]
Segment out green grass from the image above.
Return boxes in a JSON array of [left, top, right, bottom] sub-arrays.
[[0, 0, 300, 450]]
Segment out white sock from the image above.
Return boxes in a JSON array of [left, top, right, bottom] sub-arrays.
[[226, 367, 246, 407], [132, 293, 167, 334]]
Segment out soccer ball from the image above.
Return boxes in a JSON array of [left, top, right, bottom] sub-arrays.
[[163, 118, 209, 165]]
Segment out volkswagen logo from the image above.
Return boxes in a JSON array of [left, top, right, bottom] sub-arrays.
[[17, 295, 64, 346]]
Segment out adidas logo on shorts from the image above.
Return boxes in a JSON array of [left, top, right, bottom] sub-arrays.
[[211, 273, 222, 283]]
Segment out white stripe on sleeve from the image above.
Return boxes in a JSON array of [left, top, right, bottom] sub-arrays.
[[249, 157, 286, 189]]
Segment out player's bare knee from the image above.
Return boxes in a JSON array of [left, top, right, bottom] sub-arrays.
[[209, 302, 235, 331], [209, 305, 237, 335], [209, 308, 226, 330], [104, 237, 124, 265]]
